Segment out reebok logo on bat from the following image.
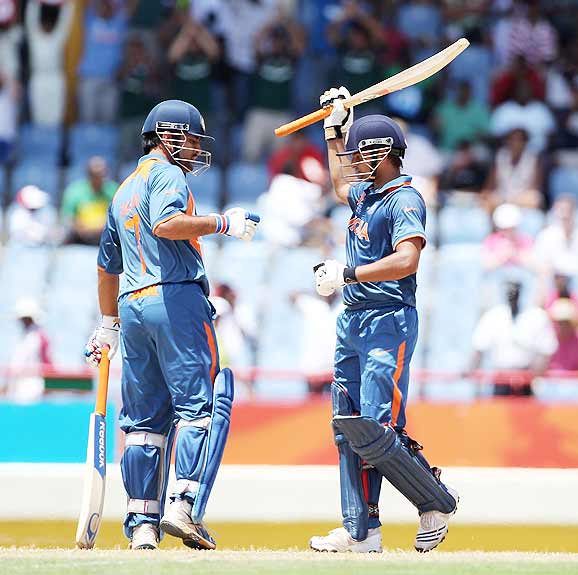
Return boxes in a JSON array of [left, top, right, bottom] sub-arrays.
[[98, 421, 105, 470]]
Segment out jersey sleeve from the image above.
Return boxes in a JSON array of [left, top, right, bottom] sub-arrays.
[[97, 204, 123, 274], [149, 164, 190, 234], [390, 190, 427, 250]]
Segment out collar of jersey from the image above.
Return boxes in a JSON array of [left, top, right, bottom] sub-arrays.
[[367, 174, 412, 196], [138, 152, 168, 165]]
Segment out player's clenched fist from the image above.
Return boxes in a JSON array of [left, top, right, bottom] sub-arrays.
[[84, 316, 120, 367], [320, 86, 353, 141], [213, 208, 260, 241], [314, 260, 347, 296]]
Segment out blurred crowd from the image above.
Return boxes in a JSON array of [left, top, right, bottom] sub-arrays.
[[1, 0, 578, 400]]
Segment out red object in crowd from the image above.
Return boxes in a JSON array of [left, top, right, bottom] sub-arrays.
[[268, 137, 325, 184], [490, 67, 545, 106]]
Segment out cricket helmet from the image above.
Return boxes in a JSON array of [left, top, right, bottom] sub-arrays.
[[142, 100, 214, 176], [337, 115, 407, 183]]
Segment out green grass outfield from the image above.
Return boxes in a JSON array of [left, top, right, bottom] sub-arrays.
[[2, 521, 578, 553], [1, 549, 578, 575]]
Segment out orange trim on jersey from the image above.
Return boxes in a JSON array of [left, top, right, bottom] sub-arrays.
[[203, 321, 218, 383], [186, 189, 202, 256], [393, 234, 427, 251], [152, 211, 184, 236], [390, 341, 407, 427], [128, 285, 160, 300], [113, 158, 162, 203]]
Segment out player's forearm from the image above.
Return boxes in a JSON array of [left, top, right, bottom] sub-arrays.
[[153, 214, 220, 240], [327, 138, 349, 204], [355, 251, 419, 282], [98, 269, 119, 317]]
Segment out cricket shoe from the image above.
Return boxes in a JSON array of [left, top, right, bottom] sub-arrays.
[[309, 527, 382, 553], [160, 499, 216, 550], [414, 486, 459, 553], [130, 523, 159, 550]]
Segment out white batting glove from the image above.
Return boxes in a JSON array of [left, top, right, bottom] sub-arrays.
[[320, 86, 353, 141], [214, 208, 260, 241], [314, 260, 346, 297], [84, 316, 120, 367]]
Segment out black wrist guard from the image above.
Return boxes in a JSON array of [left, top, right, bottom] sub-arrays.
[[343, 266, 357, 284]]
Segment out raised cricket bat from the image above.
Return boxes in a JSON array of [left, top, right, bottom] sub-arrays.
[[275, 37, 469, 137], [75, 346, 110, 549]]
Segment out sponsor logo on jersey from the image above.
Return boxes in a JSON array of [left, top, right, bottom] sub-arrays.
[[348, 217, 369, 241]]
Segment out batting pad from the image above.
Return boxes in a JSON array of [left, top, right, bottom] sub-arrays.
[[333, 416, 457, 514], [191, 368, 234, 522]]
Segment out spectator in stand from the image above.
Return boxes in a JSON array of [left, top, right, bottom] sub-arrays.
[[0, 0, 22, 85], [548, 298, 578, 372], [482, 128, 542, 210], [118, 34, 160, 163], [482, 203, 533, 272], [505, 0, 558, 67], [533, 195, 578, 278], [242, 14, 305, 162], [554, 85, 578, 149], [490, 56, 545, 107], [289, 290, 342, 395], [268, 131, 326, 185], [213, 283, 258, 398], [25, 0, 73, 126], [433, 80, 490, 152], [469, 280, 557, 396], [7, 185, 57, 246], [439, 140, 488, 194], [77, 0, 127, 124], [396, 118, 443, 205], [190, 0, 278, 121], [61, 156, 117, 246], [490, 80, 556, 153], [2, 298, 53, 404], [167, 17, 219, 124], [257, 162, 325, 248], [0, 68, 17, 163], [327, 4, 383, 110]]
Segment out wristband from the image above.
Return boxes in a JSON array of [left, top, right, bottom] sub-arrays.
[[343, 266, 357, 284], [214, 214, 230, 235]]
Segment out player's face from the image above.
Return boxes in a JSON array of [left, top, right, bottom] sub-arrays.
[[180, 134, 202, 161]]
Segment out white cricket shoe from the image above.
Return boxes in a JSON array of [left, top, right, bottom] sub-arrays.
[[160, 499, 216, 550], [309, 527, 382, 553], [130, 523, 159, 550], [414, 487, 459, 553]]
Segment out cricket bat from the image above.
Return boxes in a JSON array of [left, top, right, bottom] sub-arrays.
[[275, 37, 469, 137], [75, 346, 110, 549]]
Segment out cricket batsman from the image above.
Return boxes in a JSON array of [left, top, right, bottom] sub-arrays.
[[84, 100, 259, 550], [309, 88, 458, 553]]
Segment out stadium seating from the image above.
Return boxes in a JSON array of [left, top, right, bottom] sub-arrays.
[[438, 205, 491, 244], [17, 123, 63, 166], [68, 124, 119, 167], [11, 162, 60, 200], [548, 165, 578, 202], [226, 162, 270, 205]]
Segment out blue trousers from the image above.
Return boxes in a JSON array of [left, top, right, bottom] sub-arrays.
[[118, 282, 219, 536], [334, 304, 418, 429], [333, 304, 418, 536]]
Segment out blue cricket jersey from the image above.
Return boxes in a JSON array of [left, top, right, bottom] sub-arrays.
[[97, 153, 209, 297], [344, 175, 426, 308]]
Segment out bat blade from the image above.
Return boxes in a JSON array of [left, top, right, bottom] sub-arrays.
[[345, 38, 470, 107], [274, 38, 469, 137], [75, 412, 107, 549]]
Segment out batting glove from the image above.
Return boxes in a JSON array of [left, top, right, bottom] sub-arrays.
[[84, 316, 120, 367], [213, 208, 260, 241], [320, 86, 353, 141], [314, 260, 347, 297]]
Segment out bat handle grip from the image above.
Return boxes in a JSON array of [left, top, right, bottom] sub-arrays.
[[275, 107, 331, 137], [95, 345, 110, 416]]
